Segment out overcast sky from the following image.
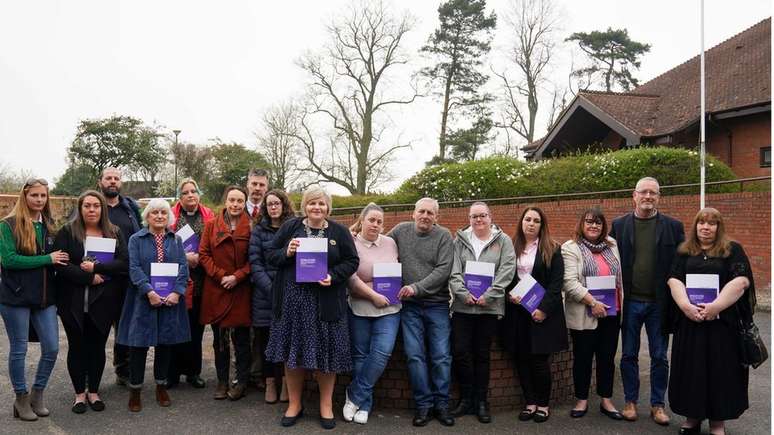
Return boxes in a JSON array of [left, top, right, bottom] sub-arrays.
[[0, 0, 769, 194]]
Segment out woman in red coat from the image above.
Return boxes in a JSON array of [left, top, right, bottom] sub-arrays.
[[199, 186, 252, 401]]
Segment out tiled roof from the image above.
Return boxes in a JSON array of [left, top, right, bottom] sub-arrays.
[[526, 17, 771, 151]]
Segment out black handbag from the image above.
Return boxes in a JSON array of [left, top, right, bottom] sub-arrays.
[[736, 302, 768, 369]]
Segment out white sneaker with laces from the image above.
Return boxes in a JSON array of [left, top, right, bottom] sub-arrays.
[[354, 410, 369, 424], [343, 392, 357, 422]]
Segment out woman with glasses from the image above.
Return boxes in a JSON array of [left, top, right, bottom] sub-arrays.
[[248, 189, 295, 404], [54, 190, 128, 413], [561, 207, 624, 421], [0, 178, 65, 421]]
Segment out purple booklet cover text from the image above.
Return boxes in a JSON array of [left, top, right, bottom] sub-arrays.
[[150, 263, 179, 298], [295, 238, 328, 283]]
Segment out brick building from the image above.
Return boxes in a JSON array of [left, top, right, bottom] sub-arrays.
[[526, 18, 771, 178]]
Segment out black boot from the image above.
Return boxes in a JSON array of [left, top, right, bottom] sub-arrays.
[[451, 397, 474, 417], [476, 401, 491, 424]]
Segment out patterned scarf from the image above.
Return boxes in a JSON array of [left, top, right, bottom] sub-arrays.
[[154, 233, 165, 262], [578, 238, 623, 295]]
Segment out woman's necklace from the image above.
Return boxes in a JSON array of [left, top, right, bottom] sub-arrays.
[[303, 218, 328, 238]]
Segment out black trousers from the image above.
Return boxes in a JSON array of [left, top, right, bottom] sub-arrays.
[[452, 312, 498, 401], [570, 316, 620, 400], [513, 353, 551, 407], [129, 345, 172, 387], [168, 293, 206, 380], [212, 325, 251, 385], [113, 322, 130, 378], [62, 314, 109, 394], [251, 326, 284, 381]]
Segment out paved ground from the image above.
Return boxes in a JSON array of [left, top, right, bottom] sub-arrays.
[[0, 313, 769, 435]]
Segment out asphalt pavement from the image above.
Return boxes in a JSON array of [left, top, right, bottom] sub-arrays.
[[0, 313, 769, 434]]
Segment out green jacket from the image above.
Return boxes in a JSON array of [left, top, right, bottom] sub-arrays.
[[449, 225, 516, 316]]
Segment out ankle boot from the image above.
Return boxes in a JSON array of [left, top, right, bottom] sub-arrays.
[[265, 378, 278, 404], [155, 385, 171, 407], [476, 401, 491, 423], [30, 388, 49, 417], [451, 396, 473, 417], [13, 393, 37, 421], [128, 388, 142, 412]]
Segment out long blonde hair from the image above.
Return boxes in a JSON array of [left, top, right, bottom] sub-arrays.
[[4, 179, 55, 254], [349, 202, 384, 234]]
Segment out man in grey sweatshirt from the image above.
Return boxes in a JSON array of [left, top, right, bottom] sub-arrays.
[[388, 197, 454, 427]]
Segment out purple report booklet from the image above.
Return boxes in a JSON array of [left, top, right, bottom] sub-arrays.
[[295, 238, 328, 282]]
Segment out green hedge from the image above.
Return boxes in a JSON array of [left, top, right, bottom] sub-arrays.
[[395, 147, 738, 203]]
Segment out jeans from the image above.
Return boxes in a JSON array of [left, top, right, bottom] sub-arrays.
[[452, 312, 497, 401], [129, 345, 172, 387], [571, 315, 619, 400], [620, 300, 669, 406], [401, 301, 451, 410], [0, 304, 59, 394], [62, 313, 108, 394], [347, 310, 401, 412]]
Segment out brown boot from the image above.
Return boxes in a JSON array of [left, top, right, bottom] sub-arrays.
[[155, 385, 171, 407], [227, 383, 247, 401], [265, 378, 278, 404], [128, 388, 142, 412], [622, 402, 638, 421], [651, 406, 670, 425], [214, 381, 228, 400], [13, 393, 37, 421], [30, 388, 49, 417]]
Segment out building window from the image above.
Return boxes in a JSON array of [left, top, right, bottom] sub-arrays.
[[761, 147, 771, 168]]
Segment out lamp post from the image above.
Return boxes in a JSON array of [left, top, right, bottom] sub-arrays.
[[173, 129, 181, 198]]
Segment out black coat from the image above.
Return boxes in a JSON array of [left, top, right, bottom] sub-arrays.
[[267, 217, 359, 322], [609, 212, 684, 333], [501, 246, 568, 355], [248, 216, 279, 327], [53, 225, 129, 336]]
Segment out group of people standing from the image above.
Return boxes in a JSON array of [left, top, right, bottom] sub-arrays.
[[0, 172, 756, 435]]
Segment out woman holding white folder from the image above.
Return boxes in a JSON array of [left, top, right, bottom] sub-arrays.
[[666, 208, 754, 435], [342, 202, 400, 425], [265, 186, 359, 430], [501, 206, 567, 423], [561, 207, 623, 420], [54, 190, 128, 413], [117, 198, 190, 412], [448, 202, 516, 424]]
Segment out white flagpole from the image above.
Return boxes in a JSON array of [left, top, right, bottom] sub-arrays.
[[699, 0, 706, 209]]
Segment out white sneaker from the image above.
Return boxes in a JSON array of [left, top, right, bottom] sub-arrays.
[[353, 410, 369, 424], [343, 392, 357, 422]]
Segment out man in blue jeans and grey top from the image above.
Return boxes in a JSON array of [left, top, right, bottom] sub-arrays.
[[609, 177, 684, 425], [387, 197, 455, 427]]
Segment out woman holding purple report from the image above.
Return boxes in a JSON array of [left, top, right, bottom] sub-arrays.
[[117, 198, 190, 413], [448, 201, 515, 424], [666, 208, 754, 435], [342, 202, 400, 425], [561, 206, 623, 421], [501, 206, 567, 423]]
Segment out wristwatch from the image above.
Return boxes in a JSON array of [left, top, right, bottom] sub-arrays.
[[589, 300, 598, 309]]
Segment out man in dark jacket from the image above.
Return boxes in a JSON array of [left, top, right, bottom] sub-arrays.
[[98, 167, 141, 387], [609, 177, 684, 426]]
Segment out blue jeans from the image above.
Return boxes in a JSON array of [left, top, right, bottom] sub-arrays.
[[400, 301, 451, 410], [346, 310, 401, 412], [0, 304, 59, 394], [620, 300, 669, 406]]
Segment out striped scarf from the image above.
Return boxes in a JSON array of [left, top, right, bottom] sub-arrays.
[[578, 238, 623, 295]]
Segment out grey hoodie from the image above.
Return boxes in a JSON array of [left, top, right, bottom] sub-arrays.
[[449, 224, 516, 316]]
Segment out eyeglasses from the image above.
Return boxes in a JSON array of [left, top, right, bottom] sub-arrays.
[[635, 189, 660, 197], [25, 177, 48, 187], [584, 218, 603, 226], [469, 213, 489, 220], [266, 201, 282, 208]]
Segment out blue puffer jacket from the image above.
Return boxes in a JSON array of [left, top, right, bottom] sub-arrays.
[[248, 216, 278, 327]]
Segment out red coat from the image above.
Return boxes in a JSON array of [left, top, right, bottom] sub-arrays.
[[199, 210, 252, 327]]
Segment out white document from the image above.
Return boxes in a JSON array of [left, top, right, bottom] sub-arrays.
[[150, 262, 179, 277], [586, 275, 616, 290], [510, 273, 537, 298], [686, 274, 720, 290], [464, 261, 495, 277], [373, 262, 401, 277], [297, 238, 328, 253], [84, 236, 116, 253], [176, 224, 195, 242]]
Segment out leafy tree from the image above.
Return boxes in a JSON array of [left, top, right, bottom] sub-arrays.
[[52, 163, 95, 196], [566, 28, 651, 92], [168, 142, 214, 189], [0, 162, 34, 194], [206, 142, 269, 202], [421, 0, 496, 161], [448, 109, 494, 161]]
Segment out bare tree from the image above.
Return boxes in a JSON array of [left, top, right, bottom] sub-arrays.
[[257, 102, 303, 190], [293, 1, 418, 195], [494, 0, 560, 145]]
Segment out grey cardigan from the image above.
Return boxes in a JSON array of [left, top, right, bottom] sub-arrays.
[[449, 225, 516, 316]]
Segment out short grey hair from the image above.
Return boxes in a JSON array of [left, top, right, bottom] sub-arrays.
[[100, 167, 122, 180], [635, 177, 660, 191], [300, 186, 332, 216], [415, 197, 439, 214], [141, 198, 172, 227], [247, 168, 270, 179]]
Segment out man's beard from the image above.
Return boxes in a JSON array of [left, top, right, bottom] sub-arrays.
[[101, 186, 120, 198]]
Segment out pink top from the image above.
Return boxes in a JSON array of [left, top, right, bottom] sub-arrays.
[[592, 252, 621, 311], [348, 234, 400, 317], [516, 238, 539, 280]]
